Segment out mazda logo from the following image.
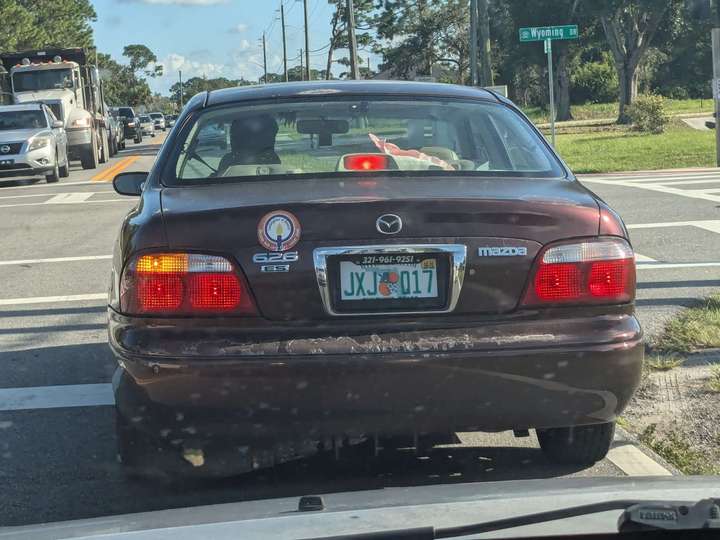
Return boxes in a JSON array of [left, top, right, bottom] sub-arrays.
[[0, 145, 10, 154], [376, 214, 402, 235]]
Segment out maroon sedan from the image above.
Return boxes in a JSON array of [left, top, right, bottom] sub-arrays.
[[109, 81, 643, 480]]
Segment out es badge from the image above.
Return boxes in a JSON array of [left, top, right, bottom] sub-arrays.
[[257, 210, 302, 252]]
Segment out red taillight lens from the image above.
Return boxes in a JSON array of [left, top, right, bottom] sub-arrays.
[[120, 253, 256, 315], [534, 263, 582, 301], [522, 238, 635, 306], [343, 154, 391, 171]]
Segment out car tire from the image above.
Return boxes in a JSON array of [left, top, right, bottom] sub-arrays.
[[98, 129, 108, 164], [59, 150, 70, 178], [536, 422, 615, 465], [134, 132, 142, 144], [80, 133, 99, 170], [46, 155, 60, 183]]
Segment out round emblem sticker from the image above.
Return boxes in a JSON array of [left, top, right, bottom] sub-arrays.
[[257, 210, 302, 252]]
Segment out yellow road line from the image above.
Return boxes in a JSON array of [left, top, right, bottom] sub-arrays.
[[91, 156, 139, 182]]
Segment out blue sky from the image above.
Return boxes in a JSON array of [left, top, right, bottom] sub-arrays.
[[92, 0, 379, 95]]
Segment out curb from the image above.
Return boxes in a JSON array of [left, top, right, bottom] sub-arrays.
[[612, 424, 681, 476]]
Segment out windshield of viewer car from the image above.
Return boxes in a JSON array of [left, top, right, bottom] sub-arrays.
[[171, 98, 564, 183], [0, 110, 47, 130]]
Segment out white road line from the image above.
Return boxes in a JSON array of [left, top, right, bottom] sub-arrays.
[[627, 219, 720, 230], [634, 254, 657, 263], [0, 293, 106, 306], [0, 198, 131, 209], [0, 384, 114, 411], [0, 255, 112, 266], [637, 261, 720, 270], [581, 173, 720, 183], [584, 179, 720, 203], [46, 192, 94, 204], [607, 443, 672, 476], [0, 180, 97, 190], [647, 178, 720, 186]]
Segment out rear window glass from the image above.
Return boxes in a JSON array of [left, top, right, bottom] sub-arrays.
[[118, 108, 134, 117], [167, 98, 564, 185]]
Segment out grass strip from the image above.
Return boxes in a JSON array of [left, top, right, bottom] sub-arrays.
[[653, 295, 720, 354]]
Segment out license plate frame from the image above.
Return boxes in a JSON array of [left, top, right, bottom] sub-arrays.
[[327, 251, 451, 314]]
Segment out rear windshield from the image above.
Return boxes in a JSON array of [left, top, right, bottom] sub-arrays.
[[167, 98, 564, 185], [0, 110, 47, 130], [118, 108, 134, 118], [140, 116, 151, 122], [150, 113, 163, 119]]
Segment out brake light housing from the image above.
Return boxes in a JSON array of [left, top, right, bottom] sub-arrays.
[[342, 153, 395, 171], [120, 253, 257, 315], [522, 238, 635, 306]]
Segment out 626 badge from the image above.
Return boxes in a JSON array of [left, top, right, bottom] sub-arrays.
[[257, 210, 302, 252]]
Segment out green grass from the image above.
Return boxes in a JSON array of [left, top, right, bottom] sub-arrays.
[[708, 365, 720, 393], [646, 355, 685, 371], [639, 424, 720, 475], [523, 98, 713, 124], [653, 295, 720, 354], [555, 122, 715, 173]]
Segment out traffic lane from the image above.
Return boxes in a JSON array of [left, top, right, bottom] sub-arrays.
[[630, 227, 720, 263], [0, 403, 625, 527], [581, 181, 720, 224], [0, 134, 165, 190], [0, 202, 134, 261]]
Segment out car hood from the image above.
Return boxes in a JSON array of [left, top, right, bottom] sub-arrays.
[[0, 128, 42, 143], [2, 477, 718, 540]]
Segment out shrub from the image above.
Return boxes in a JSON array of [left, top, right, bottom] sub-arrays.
[[571, 54, 618, 104], [662, 86, 690, 100], [627, 94, 669, 134]]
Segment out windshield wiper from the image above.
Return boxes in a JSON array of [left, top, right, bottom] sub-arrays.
[[303, 498, 720, 539]]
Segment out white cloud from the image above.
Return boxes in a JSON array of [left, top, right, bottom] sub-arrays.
[[159, 53, 226, 79], [228, 23, 249, 33]]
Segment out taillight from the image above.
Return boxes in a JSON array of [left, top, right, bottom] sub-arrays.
[[120, 253, 256, 315], [343, 154, 392, 171], [522, 238, 635, 306]]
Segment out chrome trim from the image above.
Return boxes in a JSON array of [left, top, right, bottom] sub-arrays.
[[313, 244, 467, 317]]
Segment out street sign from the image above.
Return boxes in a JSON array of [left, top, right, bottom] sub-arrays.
[[519, 25, 579, 43]]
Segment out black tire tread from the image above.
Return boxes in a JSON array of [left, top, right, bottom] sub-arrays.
[[536, 422, 615, 465]]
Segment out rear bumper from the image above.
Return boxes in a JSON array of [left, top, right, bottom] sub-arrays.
[[66, 127, 92, 149], [109, 308, 644, 445]]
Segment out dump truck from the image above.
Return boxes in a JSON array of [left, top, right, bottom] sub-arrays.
[[0, 48, 109, 169]]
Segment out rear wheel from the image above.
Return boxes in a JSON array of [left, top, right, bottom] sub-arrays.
[[80, 133, 99, 170], [134, 131, 142, 144], [537, 422, 615, 465]]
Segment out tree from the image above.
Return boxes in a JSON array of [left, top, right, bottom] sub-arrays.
[[375, 0, 471, 82], [597, 0, 678, 123], [0, 0, 36, 53], [123, 44, 162, 77], [97, 52, 152, 106], [16, 0, 96, 49], [325, 0, 375, 80], [477, 0, 493, 86], [169, 76, 253, 104]]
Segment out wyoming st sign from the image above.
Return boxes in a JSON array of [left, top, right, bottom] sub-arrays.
[[519, 25, 579, 42]]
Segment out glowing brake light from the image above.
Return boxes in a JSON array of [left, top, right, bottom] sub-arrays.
[[343, 154, 391, 171], [522, 238, 635, 306], [120, 253, 256, 315]]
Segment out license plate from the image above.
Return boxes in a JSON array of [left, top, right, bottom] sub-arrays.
[[339, 255, 438, 301], [0, 159, 14, 166]]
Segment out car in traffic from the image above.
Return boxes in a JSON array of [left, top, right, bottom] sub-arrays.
[[138, 114, 156, 137], [109, 81, 642, 481], [166, 114, 177, 127], [115, 106, 143, 144], [109, 108, 126, 152], [149, 112, 166, 131], [0, 102, 70, 183]]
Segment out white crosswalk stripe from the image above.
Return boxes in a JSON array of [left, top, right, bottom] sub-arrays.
[[579, 170, 720, 203]]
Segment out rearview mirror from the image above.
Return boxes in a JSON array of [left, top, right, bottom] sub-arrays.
[[113, 172, 147, 196], [52, 120, 63, 129], [296, 119, 349, 135]]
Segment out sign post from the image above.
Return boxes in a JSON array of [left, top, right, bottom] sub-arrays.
[[519, 24, 579, 147], [712, 28, 720, 167]]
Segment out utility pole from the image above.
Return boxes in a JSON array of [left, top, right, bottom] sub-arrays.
[[262, 32, 268, 83], [469, 0, 478, 85], [712, 28, 720, 166], [346, 0, 360, 79], [178, 70, 183, 110], [477, 0, 493, 86], [303, 0, 311, 81], [280, 2, 288, 82], [300, 49, 304, 80]]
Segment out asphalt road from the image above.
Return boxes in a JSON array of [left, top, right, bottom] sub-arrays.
[[3, 139, 717, 527]]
